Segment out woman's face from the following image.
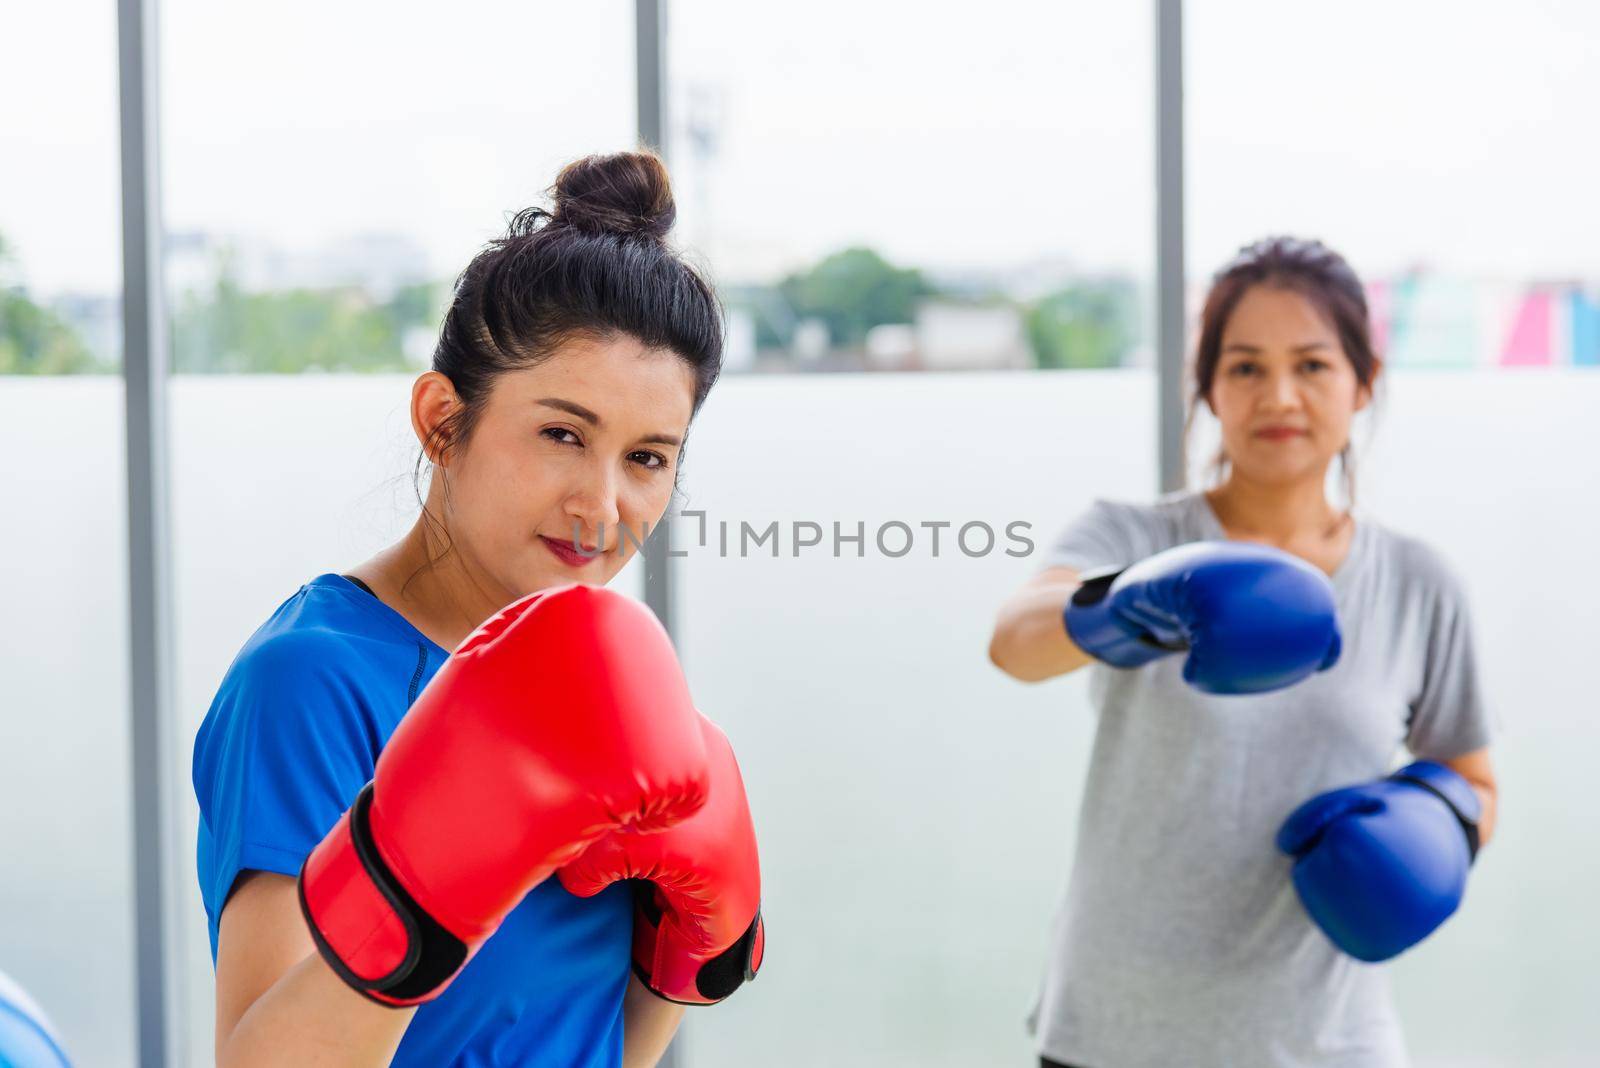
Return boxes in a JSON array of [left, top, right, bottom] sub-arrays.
[[429, 334, 696, 600], [1206, 284, 1374, 489]]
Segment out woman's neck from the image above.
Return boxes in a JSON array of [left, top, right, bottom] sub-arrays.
[[351, 519, 509, 652], [1205, 470, 1348, 546]]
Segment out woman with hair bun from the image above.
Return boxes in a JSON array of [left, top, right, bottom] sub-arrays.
[[991, 237, 1498, 1067], [193, 152, 762, 1067]]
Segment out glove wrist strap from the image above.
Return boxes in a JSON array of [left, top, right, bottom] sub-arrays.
[[299, 783, 471, 1006], [1392, 761, 1483, 862], [1064, 568, 1181, 669], [630, 885, 764, 1005]]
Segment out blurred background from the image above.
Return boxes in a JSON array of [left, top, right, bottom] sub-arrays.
[[1, 0, 1596, 1065]]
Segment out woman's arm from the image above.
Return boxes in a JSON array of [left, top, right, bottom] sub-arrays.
[[1442, 747, 1498, 848], [621, 975, 684, 1068], [215, 872, 416, 1068], [988, 566, 1094, 683]]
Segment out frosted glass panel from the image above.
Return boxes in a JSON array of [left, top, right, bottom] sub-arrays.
[[0, 380, 135, 1066], [675, 371, 1154, 1066]]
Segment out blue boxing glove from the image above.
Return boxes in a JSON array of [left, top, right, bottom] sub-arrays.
[[0, 968, 72, 1068], [1277, 761, 1482, 962], [1063, 541, 1342, 695]]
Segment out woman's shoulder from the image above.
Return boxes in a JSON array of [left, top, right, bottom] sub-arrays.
[[1085, 491, 1209, 544], [1070, 491, 1199, 528], [1047, 492, 1206, 570], [192, 580, 425, 912], [1357, 518, 1472, 608], [244, 573, 432, 662], [199, 576, 433, 753], [229, 577, 400, 678]]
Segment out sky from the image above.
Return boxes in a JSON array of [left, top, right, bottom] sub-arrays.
[[1, 0, 1597, 296]]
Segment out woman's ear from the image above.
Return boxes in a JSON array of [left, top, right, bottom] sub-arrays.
[[412, 371, 460, 466]]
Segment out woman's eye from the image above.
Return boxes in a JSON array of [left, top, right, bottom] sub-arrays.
[[1228, 362, 1259, 377], [630, 450, 668, 470], [1301, 359, 1330, 373], [542, 427, 581, 446]]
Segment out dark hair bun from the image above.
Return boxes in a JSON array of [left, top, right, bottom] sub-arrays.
[[549, 152, 677, 241]]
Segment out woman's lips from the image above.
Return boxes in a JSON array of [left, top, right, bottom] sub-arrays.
[[1254, 427, 1309, 441], [539, 535, 600, 568]]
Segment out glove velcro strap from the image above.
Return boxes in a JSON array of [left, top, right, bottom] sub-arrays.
[[696, 911, 764, 1003], [1064, 568, 1184, 668], [298, 783, 470, 1006], [1391, 761, 1482, 862], [631, 886, 763, 1005]]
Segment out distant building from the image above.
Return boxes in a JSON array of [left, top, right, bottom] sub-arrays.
[[165, 229, 434, 300], [723, 307, 757, 373], [912, 302, 1029, 371], [791, 319, 831, 365], [864, 324, 916, 371], [927, 257, 1088, 304]]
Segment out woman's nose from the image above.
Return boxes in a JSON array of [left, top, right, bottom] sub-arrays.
[[562, 466, 622, 543], [1264, 369, 1303, 410]]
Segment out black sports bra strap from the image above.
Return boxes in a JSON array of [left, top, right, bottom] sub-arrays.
[[342, 574, 378, 599]]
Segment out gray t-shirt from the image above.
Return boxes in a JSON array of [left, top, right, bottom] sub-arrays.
[[1029, 491, 1491, 1068]]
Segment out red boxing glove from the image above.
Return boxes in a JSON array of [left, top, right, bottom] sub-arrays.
[[560, 716, 764, 1004], [298, 584, 710, 1006]]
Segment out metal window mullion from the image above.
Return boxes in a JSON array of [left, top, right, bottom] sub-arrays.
[[635, 5, 686, 1065], [119, 0, 181, 1064], [638, 0, 676, 640], [1156, 0, 1187, 493]]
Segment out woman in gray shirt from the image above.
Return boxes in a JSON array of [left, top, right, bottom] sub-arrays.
[[989, 237, 1499, 1068]]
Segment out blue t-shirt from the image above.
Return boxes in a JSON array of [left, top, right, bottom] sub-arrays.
[[192, 574, 633, 1067]]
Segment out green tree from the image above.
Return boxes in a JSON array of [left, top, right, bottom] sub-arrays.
[[0, 234, 100, 374], [1026, 280, 1140, 369], [173, 264, 445, 373], [777, 247, 932, 347], [388, 280, 447, 338], [723, 284, 795, 351]]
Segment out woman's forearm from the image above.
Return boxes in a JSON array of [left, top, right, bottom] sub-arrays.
[[219, 952, 415, 1068], [621, 975, 684, 1068], [1443, 748, 1498, 848], [989, 572, 1094, 683]]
